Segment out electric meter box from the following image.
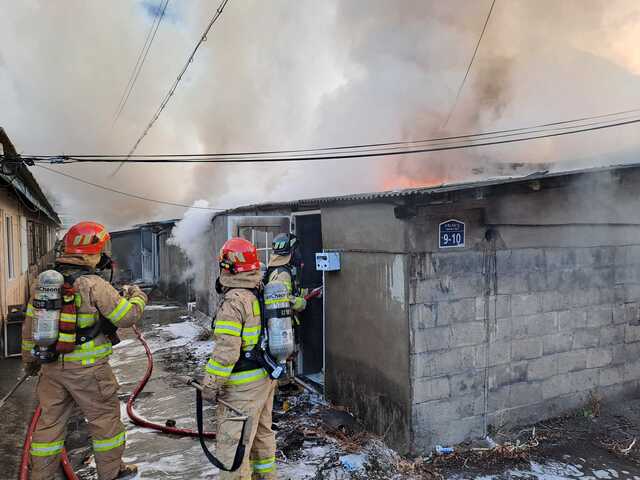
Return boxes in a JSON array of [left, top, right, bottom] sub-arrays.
[[315, 252, 341, 271]]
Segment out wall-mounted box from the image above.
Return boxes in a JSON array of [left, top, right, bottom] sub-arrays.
[[315, 252, 341, 271]]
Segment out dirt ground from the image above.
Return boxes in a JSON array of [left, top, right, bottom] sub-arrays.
[[4, 303, 640, 479]]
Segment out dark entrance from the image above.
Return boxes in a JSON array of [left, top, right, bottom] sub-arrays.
[[294, 214, 323, 376]]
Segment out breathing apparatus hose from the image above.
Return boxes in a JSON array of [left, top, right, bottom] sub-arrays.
[[126, 325, 216, 438], [19, 406, 78, 480]]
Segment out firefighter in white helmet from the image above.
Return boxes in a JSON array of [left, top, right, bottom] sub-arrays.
[[202, 237, 277, 479], [22, 221, 147, 480]]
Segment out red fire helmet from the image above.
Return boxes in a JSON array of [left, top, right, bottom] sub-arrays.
[[219, 237, 260, 273], [64, 222, 111, 255]]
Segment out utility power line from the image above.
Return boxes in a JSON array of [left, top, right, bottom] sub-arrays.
[[18, 112, 640, 164], [36, 164, 225, 211], [119, 0, 230, 173], [24, 107, 640, 162], [113, 0, 170, 123], [442, 0, 497, 128]]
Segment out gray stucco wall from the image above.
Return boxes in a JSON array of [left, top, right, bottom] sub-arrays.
[[408, 171, 640, 452], [322, 203, 412, 452]]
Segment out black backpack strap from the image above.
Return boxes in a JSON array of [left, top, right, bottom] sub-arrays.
[[196, 389, 246, 471]]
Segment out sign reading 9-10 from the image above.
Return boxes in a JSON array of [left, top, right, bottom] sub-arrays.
[[439, 219, 465, 249]]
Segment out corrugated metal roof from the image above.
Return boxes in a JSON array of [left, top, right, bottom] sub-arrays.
[[221, 162, 640, 215]]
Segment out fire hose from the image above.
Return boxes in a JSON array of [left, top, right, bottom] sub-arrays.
[[19, 406, 78, 480]]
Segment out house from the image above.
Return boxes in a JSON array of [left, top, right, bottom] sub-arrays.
[[0, 128, 61, 357], [110, 220, 193, 303], [199, 162, 640, 454]]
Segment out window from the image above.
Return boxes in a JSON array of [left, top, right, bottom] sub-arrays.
[[230, 216, 291, 266], [6, 216, 15, 279], [27, 220, 49, 265], [20, 216, 28, 273]]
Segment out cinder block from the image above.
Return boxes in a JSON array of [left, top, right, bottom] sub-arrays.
[[513, 313, 557, 339], [413, 415, 484, 452], [428, 346, 477, 377], [544, 248, 577, 270], [476, 295, 511, 320], [496, 249, 546, 274], [412, 377, 450, 404], [541, 291, 572, 313], [570, 369, 599, 393], [438, 298, 476, 325], [542, 332, 573, 355], [624, 360, 640, 382], [449, 371, 484, 397], [487, 340, 511, 366], [511, 294, 543, 317], [489, 362, 527, 390], [494, 319, 512, 341], [450, 322, 486, 348], [528, 355, 558, 381], [411, 326, 451, 354], [557, 309, 587, 332], [512, 338, 543, 361], [510, 381, 543, 406], [598, 325, 625, 347], [625, 324, 640, 344], [542, 373, 572, 399], [572, 328, 600, 349], [599, 366, 624, 387], [411, 303, 436, 330], [414, 395, 484, 423], [586, 306, 613, 328], [488, 385, 510, 411], [557, 350, 587, 373], [431, 251, 484, 276], [586, 347, 613, 369]]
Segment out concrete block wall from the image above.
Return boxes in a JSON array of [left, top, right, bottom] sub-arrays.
[[409, 245, 640, 452]]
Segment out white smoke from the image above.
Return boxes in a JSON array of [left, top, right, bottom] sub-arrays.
[[167, 200, 215, 291]]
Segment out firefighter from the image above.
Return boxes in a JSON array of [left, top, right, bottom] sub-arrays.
[[22, 221, 147, 480], [266, 233, 307, 315], [202, 238, 277, 479]]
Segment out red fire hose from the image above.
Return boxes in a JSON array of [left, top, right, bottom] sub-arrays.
[[126, 325, 216, 438], [19, 324, 216, 479], [19, 406, 78, 480]]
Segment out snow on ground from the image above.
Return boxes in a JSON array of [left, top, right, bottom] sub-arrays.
[[76, 307, 640, 479]]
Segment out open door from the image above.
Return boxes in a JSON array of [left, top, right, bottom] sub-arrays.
[[293, 213, 324, 384]]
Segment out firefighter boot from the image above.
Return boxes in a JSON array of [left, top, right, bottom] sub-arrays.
[[115, 463, 138, 479]]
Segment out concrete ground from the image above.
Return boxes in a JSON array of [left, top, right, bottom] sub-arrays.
[[0, 357, 38, 479], [4, 304, 640, 479]]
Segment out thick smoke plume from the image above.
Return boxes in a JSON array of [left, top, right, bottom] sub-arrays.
[[167, 200, 215, 292], [2, 1, 640, 229]]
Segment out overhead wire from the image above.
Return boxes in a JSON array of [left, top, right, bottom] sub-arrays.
[[442, 0, 497, 128], [36, 164, 226, 211], [113, 0, 170, 124], [22, 106, 640, 162], [18, 112, 640, 164], [117, 0, 231, 175]]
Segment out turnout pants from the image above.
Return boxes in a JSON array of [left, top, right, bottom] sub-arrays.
[[217, 377, 277, 480], [30, 362, 126, 480]]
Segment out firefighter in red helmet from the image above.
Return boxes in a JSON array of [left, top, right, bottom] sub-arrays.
[[22, 221, 147, 480], [202, 237, 277, 479]]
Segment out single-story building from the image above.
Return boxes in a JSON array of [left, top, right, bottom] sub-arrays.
[[0, 128, 61, 358], [111, 220, 193, 303], [199, 162, 640, 454]]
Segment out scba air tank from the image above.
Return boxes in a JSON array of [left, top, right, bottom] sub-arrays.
[[263, 281, 295, 364], [32, 270, 64, 349]]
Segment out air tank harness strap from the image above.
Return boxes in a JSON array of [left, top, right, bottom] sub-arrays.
[[56, 283, 79, 354]]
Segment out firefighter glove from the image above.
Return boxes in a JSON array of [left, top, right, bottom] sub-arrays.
[[291, 296, 307, 312], [202, 373, 221, 403]]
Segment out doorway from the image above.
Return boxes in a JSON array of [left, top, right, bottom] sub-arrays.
[[293, 213, 324, 383]]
